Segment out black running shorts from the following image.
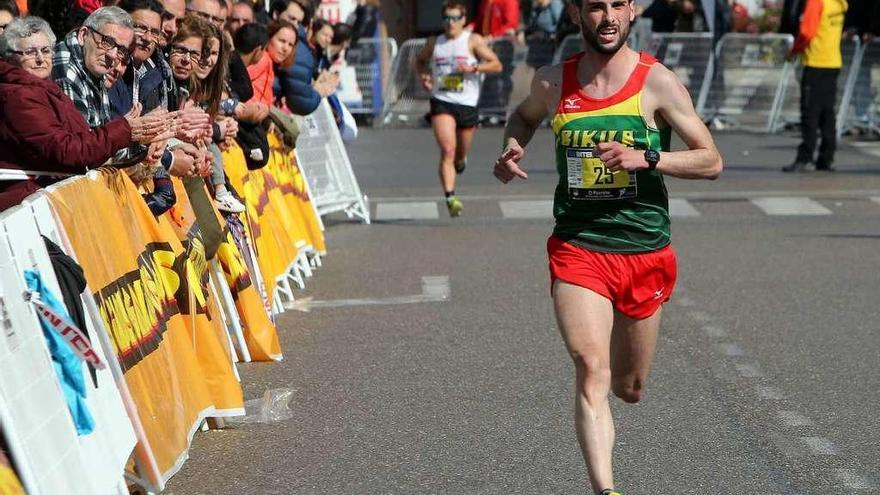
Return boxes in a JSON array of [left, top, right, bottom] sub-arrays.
[[429, 98, 479, 129]]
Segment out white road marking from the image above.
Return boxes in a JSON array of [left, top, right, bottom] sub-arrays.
[[833, 469, 876, 489], [673, 295, 696, 307], [756, 385, 783, 400], [499, 200, 553, 219], [284, 276, 450, 311], [801, 437, 839, 455], [777, 410, 813, 428], [750, 197, 832, 216], [669, 198, 701, 217], [871, 197, 880, 205], [702, 325, 726, 338], [719, 343, 745, 357], [375, 202, 439, 220], [735, 363, 763, 378], [688, 311, 711, 323]]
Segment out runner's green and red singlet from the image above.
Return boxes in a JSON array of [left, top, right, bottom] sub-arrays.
[[551, 52, 671, 253]]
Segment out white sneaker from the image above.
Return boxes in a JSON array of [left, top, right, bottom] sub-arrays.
[[215, 191, 246, 213]]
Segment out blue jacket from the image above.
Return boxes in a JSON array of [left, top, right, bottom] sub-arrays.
[[276, 25, 322, 115]]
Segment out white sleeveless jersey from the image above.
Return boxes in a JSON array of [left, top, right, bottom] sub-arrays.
[[431, 32, 480, 107]]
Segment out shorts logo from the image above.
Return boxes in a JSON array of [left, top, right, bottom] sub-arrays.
[[653, 287, 665, 300], [564, 97, 581, 110]]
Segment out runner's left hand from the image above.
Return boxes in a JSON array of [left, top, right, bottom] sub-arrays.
[[597, 141, 647, 172]]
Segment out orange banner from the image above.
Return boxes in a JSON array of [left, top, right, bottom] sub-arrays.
[[47, 170, 242, 484], [221, 137, 325, 301], [216, 228, 282, 361]]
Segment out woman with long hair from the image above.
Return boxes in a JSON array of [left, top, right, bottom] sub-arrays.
[[193, 22, 246, 213]]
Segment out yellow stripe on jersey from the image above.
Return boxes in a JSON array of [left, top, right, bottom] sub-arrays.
[[551, 93, 642, 134]]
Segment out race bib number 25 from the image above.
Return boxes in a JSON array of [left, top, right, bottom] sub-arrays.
[[566, 147, 638, 200]]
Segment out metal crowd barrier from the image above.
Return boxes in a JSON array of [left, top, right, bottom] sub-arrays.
[[379, 38, 431, 127], [768, 38, 860, 134], [837, 39, 880, 136], [477, 36, 517, 123], [698, 33, 794, 132], [295, 99, 370, 223], [342, 37, 398, 121]]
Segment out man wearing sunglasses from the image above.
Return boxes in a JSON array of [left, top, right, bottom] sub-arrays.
[[415, 0, 502, 217], [53, 6, 135, 129]]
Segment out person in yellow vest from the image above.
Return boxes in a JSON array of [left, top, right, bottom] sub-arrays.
[[783, 0, 848, 172]]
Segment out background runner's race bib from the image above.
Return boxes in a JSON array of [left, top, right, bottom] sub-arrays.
[[440, 73, 465, 93], [566, 148, 638, 200]]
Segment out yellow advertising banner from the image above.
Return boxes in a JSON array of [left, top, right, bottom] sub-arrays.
[[46, 170, 234, 483], [216, 228, 282, 361], [164, 178, 245, 412]]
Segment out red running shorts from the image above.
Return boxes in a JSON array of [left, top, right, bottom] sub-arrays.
[[547, 236, 678, 320]]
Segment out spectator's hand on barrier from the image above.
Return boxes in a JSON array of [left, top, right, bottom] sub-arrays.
[[146, 140, 168, 164], [235, 102, 270, 123], [169, 146, 196, 177], [125, 103, 172, 144], [219, 117, 239, 139], [195, 142, 212, 177], [172, 104, 212, 142], [494, 143, 528, 183], [597, 142, 645, 173]]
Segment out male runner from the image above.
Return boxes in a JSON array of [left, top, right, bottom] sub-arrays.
[[415, 0, 502, 217], [493, 0, 722, 493]]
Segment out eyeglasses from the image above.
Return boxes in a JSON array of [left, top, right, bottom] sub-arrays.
[[160, 9, 178, 22], [442, 15, 464, 23], [9, 46, 54, 59], [170, 44, 202, 63], [133, 22, 163, 41], [86, 26, 132, 60], [188, 9, 225, 25]]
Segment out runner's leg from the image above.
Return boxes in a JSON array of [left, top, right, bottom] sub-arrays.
[[610, 308, 662, 404], [432, 113, 458, 194], [454, 126, 476, 172], [553, 280, 616, 492]]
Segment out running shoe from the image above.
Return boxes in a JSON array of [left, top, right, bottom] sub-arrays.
[[446, 196, 463, 217], [216, 191, 246, 213], [455, 158, 467, 174], [600, 490, 622, 495]]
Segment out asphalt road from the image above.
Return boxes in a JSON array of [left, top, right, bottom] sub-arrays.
[[166, 127, 880, 494]]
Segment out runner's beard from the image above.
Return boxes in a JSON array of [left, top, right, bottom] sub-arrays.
[[582, 21, 630, 55]]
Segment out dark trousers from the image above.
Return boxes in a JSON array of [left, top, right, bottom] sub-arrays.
[[796, 67, 839, 167]]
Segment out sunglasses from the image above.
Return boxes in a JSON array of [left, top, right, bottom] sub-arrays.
[[86, 26, 132, 60], [442, 15, 464, 23]]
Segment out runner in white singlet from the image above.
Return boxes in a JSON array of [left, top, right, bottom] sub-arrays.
[[415, 0, 502, 217]]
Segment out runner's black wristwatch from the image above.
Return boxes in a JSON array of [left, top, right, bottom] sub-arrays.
[[644, 149, 660, 171]]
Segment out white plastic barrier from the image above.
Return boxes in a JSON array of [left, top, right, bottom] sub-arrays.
[[699, 33, 794, 132], [0, 203, 135, 495], [380, 38, 431, 127], [343, 37, 398, 120], [838, 39, 880, 136], [477, 37, 517, 122], [769, 38, 860, 134], [295, 99, 370, 223]]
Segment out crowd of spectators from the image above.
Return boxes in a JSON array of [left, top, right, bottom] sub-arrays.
[[0, 0, 356, 214]]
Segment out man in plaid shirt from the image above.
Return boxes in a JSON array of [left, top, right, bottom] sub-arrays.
[[51, 7, 133, 128]]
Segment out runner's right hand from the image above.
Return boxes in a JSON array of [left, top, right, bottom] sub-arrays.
[[494, 144, 528, 183], [420, 73, 433, 92]]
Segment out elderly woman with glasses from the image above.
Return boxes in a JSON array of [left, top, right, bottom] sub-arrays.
[[0, 16, 164, 211]]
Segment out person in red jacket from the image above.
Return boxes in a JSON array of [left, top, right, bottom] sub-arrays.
[[470, 0, 521, 39], [0, 16, 166, 211]]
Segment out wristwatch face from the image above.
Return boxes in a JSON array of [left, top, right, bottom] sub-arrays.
[[645, 149, 660, 164]]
